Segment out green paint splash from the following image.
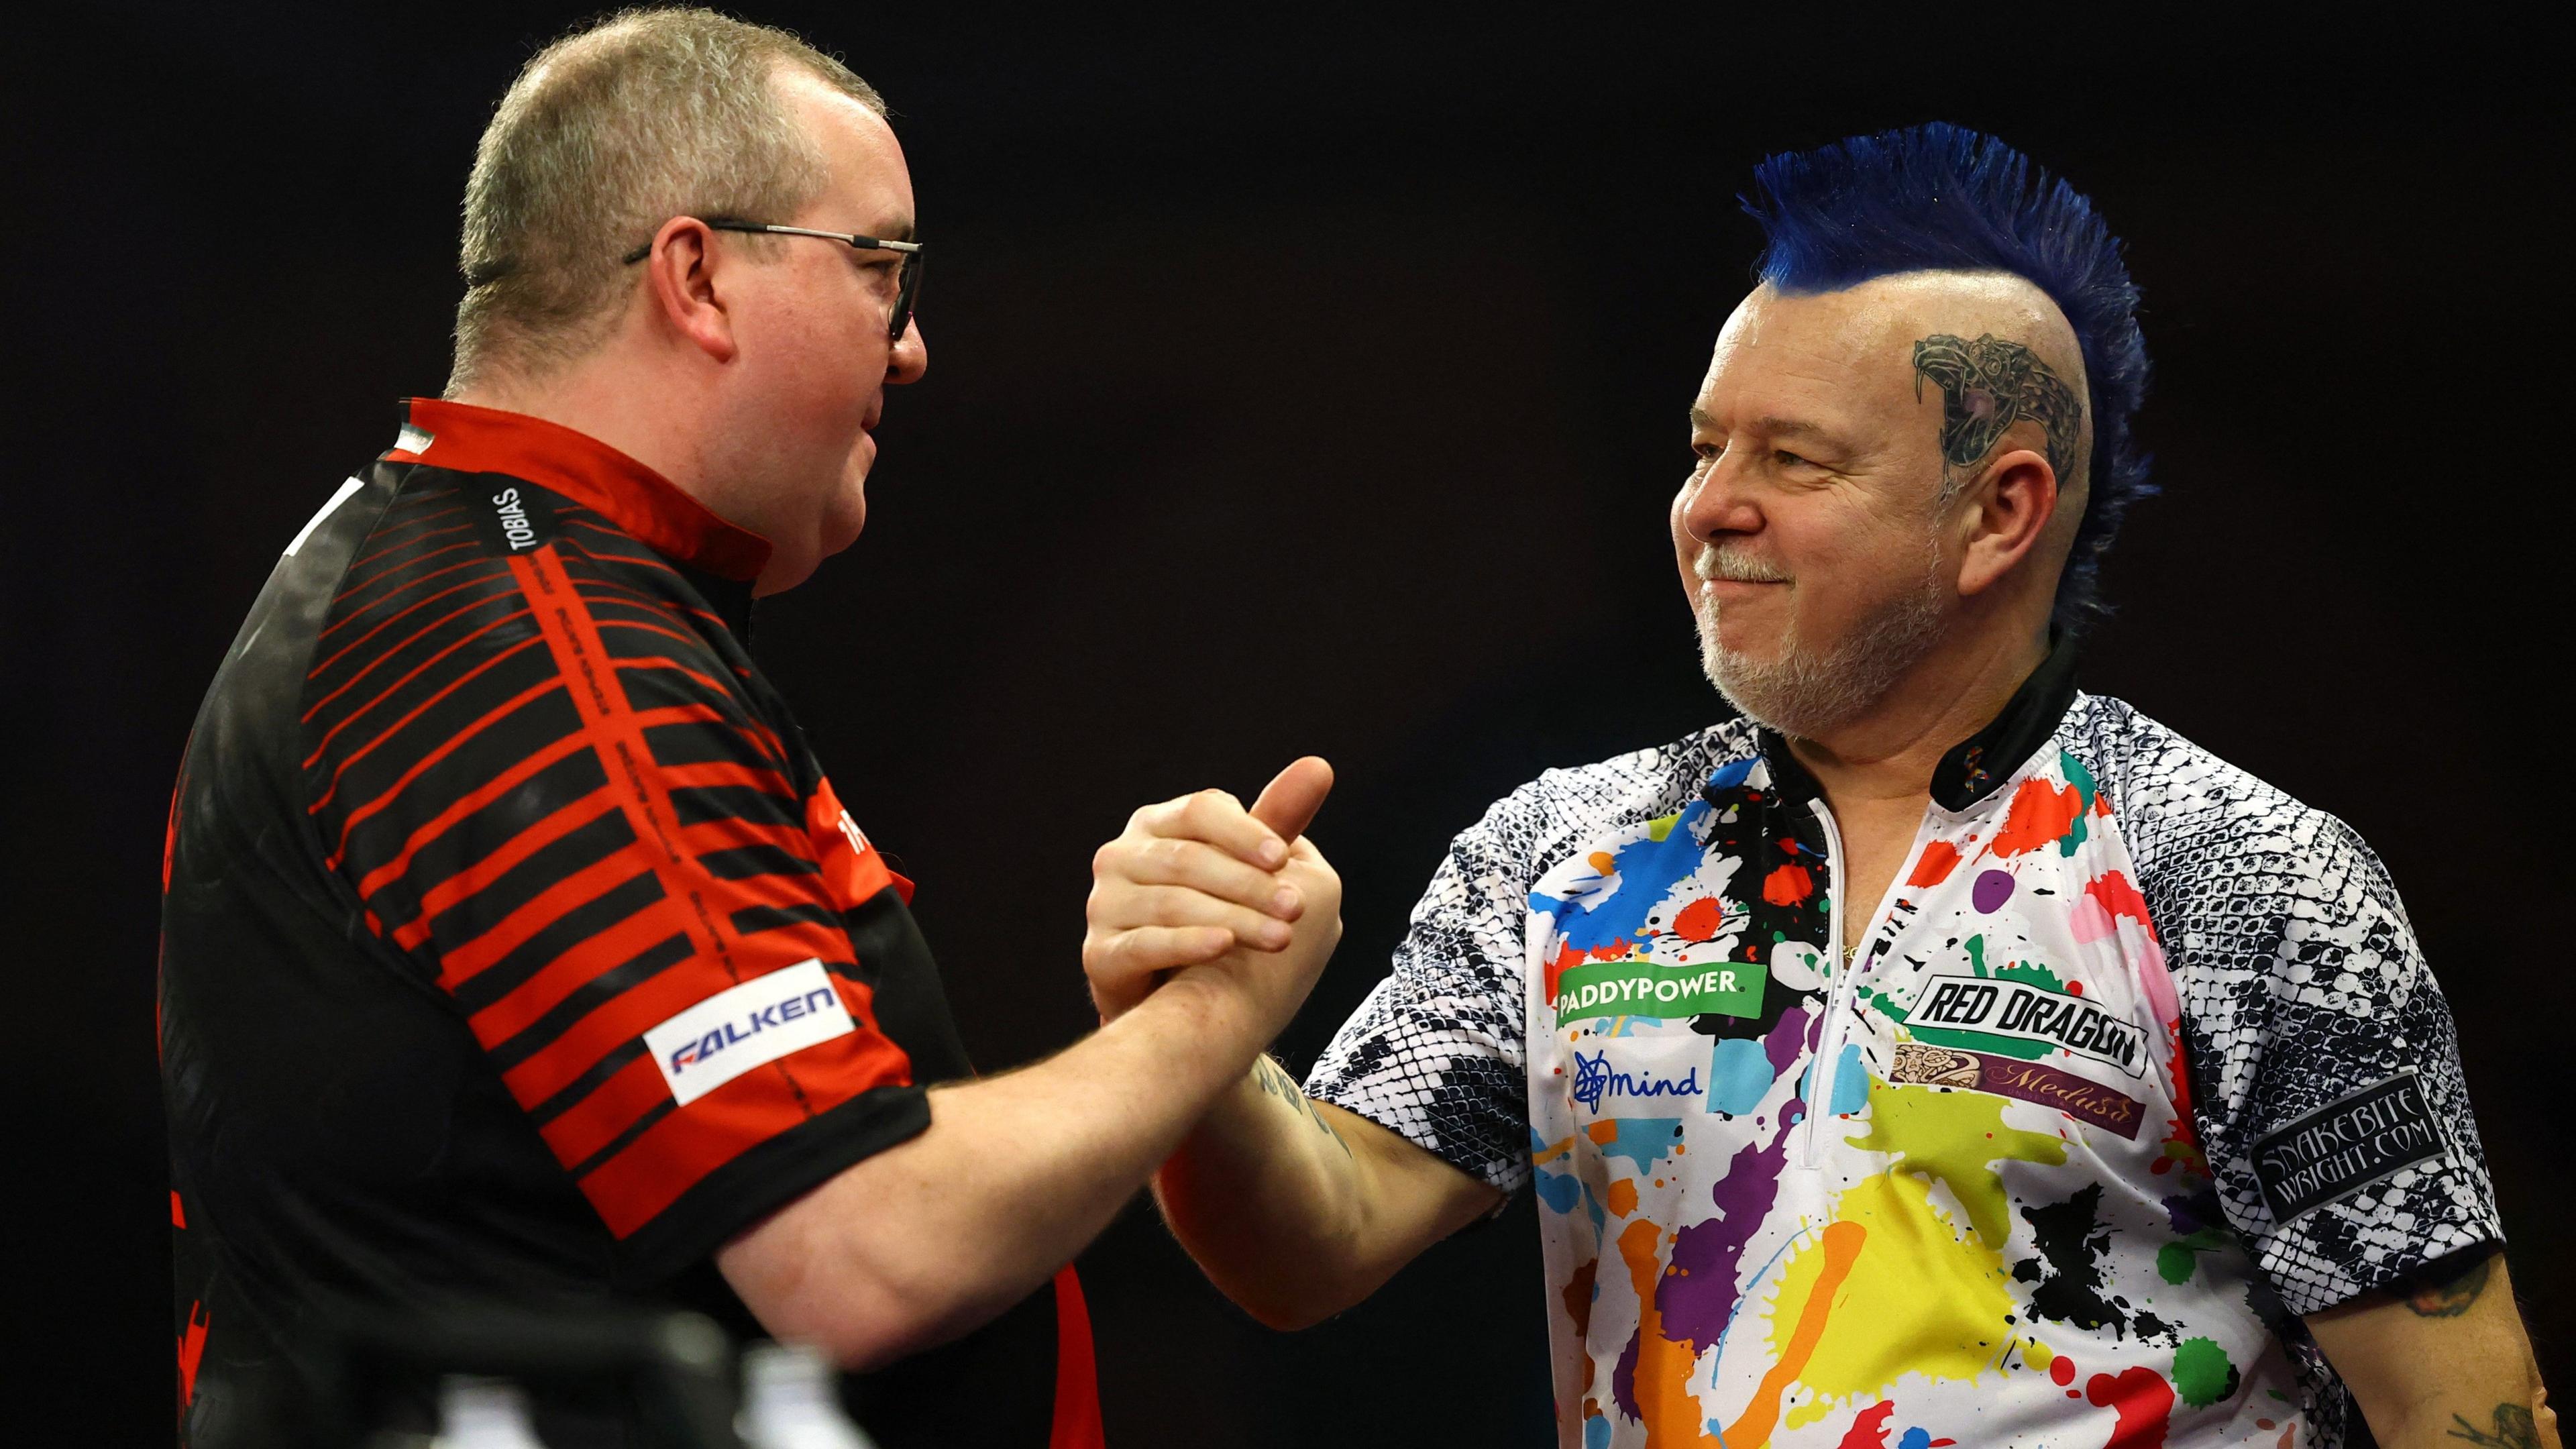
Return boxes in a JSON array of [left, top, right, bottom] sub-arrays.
[[2173, 1336, 2240, 1407], [2157, 1228, 2231, 1285], [2054, 751, 2100, 857], [1847, 1080, 2068, 1248], [1995, 960, 2063, 991]]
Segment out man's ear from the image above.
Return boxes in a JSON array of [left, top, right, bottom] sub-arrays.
[[641, 217, 739, 363], [1955, 442, 2059, 598]]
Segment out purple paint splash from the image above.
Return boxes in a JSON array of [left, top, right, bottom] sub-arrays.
[[1654, 1006, 1813, 1355], [1973, 868, 2016, 913]]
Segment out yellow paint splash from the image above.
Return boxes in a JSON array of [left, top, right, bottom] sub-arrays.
[[1762, 1171, 2016, 1418], [1722, 1220, 1866, 1449], [1845, 1079, 2066, 1248]]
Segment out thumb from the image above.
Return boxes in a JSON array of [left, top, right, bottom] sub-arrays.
[[1248, 756, 1335, 843]]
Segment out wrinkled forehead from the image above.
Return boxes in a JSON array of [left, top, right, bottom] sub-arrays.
[[1697, 270, 2086, 429]]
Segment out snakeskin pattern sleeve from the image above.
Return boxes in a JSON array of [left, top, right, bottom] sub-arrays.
[[1303, 781, 1554, 1194], [2078, 697, 2503, 1319]]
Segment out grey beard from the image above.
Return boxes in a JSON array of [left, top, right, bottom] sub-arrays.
[[1696, 549, 1949, 740]]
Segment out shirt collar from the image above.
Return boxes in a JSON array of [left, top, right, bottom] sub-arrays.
[[386, 398, 772, 583], [1742, 631, 2082, 812]]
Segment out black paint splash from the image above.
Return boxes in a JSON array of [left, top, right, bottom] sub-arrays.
[[2013, 1184, 2175, 1344]]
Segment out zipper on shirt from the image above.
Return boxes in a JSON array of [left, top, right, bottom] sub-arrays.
[[1796, 799, 1851, 1169], [1795, 798, 1931, 1170]]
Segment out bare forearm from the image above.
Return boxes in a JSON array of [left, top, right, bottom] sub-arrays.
[[1154, 1057, 1391, 1328], [2310, 1254, 2560, 1449], [2379, 1391, 2557, 1449], [724, 969, 1276, 1362]]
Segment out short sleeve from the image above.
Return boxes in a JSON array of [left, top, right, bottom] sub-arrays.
[[2157, 806, 2503, 1318], [303, 525, 926, 1278], [1305, 787, 1544, 1195]]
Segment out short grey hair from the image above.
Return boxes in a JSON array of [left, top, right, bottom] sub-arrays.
[[446, 7, 884, 394]]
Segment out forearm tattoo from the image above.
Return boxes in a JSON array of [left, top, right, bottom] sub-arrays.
[[2447, 1404, 2538, 1449], [1254, 1056, 1352, 1156], [1911, 332, 2084, 484], [2403, 1254, 2496, 1318]]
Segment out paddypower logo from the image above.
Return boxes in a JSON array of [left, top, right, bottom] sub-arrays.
[[1554, 959, 1764, 1024], [644, 959, 854, 1106]]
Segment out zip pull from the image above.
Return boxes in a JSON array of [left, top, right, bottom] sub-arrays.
[[1796, 799, 1849, 1170]]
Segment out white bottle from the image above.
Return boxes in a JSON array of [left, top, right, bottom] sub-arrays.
[[737, 1342, 880, 1449], [430, 1377, 549, 1449]]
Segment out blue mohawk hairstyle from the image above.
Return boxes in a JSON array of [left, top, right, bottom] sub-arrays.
[[1741, 122, 2152, 633]]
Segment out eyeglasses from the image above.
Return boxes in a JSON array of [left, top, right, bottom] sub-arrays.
[[621, 219, 925, 341]]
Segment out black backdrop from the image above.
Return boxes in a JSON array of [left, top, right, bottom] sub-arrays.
[[7, 4, 2567, 1442]]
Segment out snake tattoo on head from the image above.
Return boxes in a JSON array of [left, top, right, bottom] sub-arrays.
[[1910, 333, 2084, 485]]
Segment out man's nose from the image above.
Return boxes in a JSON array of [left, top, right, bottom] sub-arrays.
[[1678, 453, 1762, 543], [887, 317, 928, 384]]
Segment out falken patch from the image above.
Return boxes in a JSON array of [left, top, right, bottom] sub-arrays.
[[2251, 1071, 2447, 1222], [644, 958, 855, 1107]]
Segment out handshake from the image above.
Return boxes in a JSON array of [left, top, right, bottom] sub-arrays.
[[1081, 755, 1346, 1044]]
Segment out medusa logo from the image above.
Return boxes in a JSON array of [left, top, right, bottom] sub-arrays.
[[1911, 332, 2084, 483]]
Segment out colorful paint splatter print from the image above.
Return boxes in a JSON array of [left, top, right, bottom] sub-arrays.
[[1307, 665, 2500, 1449]]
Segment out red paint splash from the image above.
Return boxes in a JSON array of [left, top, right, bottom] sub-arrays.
[[1544, 941, 1586, 1001], [1907, 840, 1964, 888], [1991, 778, 2086, 857], [2087, 1366, 2175, 1449], [1674, 897, 1726, 943], [177, 1300, 210, 1407], [2049, 1356, 2077, 1387], [1762, 862, 1815, 906], [2084, 870, 2158, 938], [1836, 1401, 1898, 1449]]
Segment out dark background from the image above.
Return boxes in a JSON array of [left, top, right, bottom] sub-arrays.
[[7, 3, 2566, 1442]]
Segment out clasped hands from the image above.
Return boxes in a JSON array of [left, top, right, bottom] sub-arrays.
[[1082, 757, 1343, 1041]]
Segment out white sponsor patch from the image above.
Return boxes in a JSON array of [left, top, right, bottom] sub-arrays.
[[1907, 971, 2147, 1078], [395, 421, 435, 454], [644, 958, 854, 1106], [283, 476, 365, 557]]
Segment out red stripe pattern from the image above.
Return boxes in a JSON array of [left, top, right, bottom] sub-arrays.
[[301, 468, 913, 1242]]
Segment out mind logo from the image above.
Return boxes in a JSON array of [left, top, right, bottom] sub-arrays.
[[1570, 1049, 1703, 1112]]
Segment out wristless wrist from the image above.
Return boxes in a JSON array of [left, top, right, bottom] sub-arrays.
[[1110, 965, 1273, 1061]]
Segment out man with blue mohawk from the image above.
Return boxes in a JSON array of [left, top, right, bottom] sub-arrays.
[[1083, 124, 2555, 1448]]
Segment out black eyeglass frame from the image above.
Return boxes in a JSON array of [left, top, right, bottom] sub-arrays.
[[620, 220, 924, 340]]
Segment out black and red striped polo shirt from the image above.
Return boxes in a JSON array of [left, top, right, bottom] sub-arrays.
[[160, 399, 1099, 1448]]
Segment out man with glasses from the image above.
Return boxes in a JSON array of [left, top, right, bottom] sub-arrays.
[[158, 10, 1341, 1446]]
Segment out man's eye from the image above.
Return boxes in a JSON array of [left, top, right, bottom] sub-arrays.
[[1775, 449, 1813, 469]]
